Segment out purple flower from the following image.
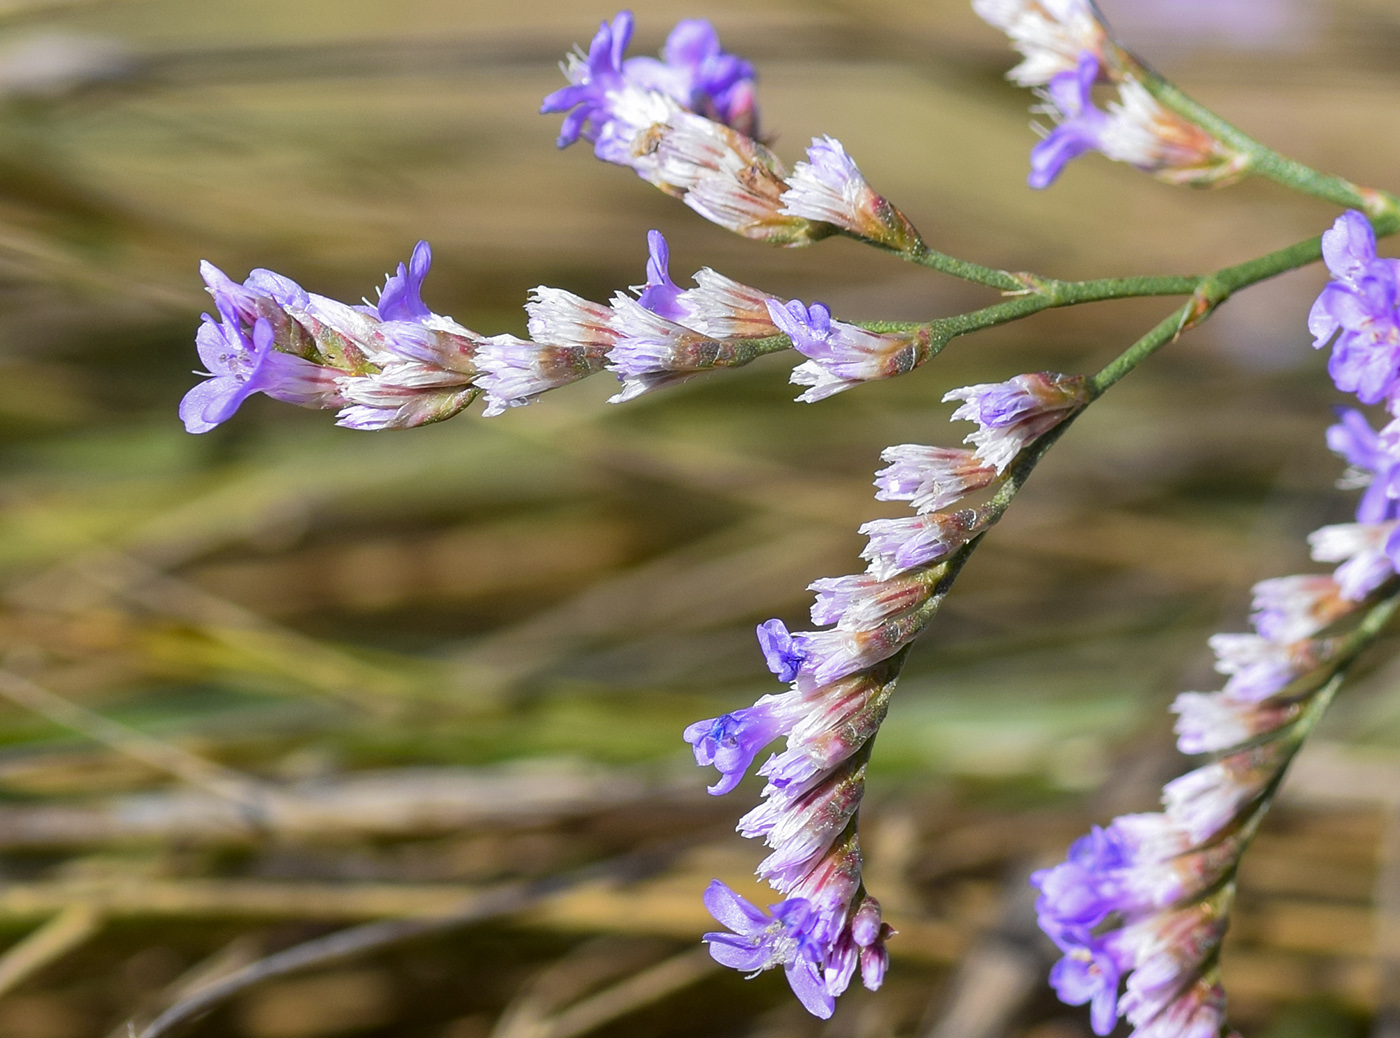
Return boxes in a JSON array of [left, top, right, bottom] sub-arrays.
[[1309, 211, 1400, 406], [765, 298, 931, 402], [757, 619, 805, 682], [683, 697, 796, 795], [181, 312, 339, 433], [373, 240, 432, 322], [621, 18, 758, 137], [858, 939, 889, 991], [635, 230, 687, 321], [1046, 933, 1124, 1036], [541, 12, 676, 171], [1327, 407, 1400, 522], [542, 13, 758, 169], [1031, 824, 1132, 932], [1029, 53, 1112, 189], [1025, 52, 1246, 189], [702, 881, 835, 1019]]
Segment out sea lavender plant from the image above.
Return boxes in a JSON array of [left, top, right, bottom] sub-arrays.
[[177, 5, 1400, 1033]]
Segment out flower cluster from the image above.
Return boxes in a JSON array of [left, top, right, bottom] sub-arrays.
[[184, 228, 951, 430], [688, 371, 1084, 1015], [184, 243, 485, 433], [1033, 211, 1400, 1037], [543, 13, 924, 252], [975, 1, 1247, 188]]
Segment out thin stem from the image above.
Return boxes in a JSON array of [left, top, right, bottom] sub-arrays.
[[1138, 72, 1400, 219], [900, 241, 1027, 292]]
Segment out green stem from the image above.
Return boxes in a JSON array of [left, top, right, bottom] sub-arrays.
[[900, 241, 1026, 292], [1139, 73, 1400, 219], [1092, 214, 1398, 395]]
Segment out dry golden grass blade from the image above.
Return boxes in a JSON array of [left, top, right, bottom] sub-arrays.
[[0, 667, 265, 808], [0, 903, 102, 999], [0, 760, 669, 848], [127, 848, 686, 1038], [17, 548, 450, 711], [532, 948, 717, 1038]]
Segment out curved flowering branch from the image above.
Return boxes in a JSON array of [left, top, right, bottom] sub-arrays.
[[975, 0, 1400, 216], [685, 371, 1090, 1015], [1029, 210, 1400, 1037]]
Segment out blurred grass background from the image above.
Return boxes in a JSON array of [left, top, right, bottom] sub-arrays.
[[0, 0, 1396, 1036]]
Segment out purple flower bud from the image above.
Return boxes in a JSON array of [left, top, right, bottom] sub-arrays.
[[645, 113, 823, 244], [761, 663, 897, 792], [740, 761, 866, 890], [874, 445, 999, 514], [859, 509, 981, 580], [822, 929, 859, 998], [1161, 743, 1288, 844], [858, 938, 890, 991], [765, 298, 932, 402], [1123, 972, 1226, 1038], [607, 293, 758, 401], [1116, 895, 1231, 1030], [779, 136, 923, 252], [1170, 691, 1299, 756], [973, 0, 1109, 88], [1249, 574, 1350, 643], [475, 288, 616, 416], [808, 572, 930, 629], [850, 896, 882, 947], [1207, 632, 1324, 701], [945, 371, 1088, 473], [1308, 521, 1398, 600], [677, 266, 781, 339]]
